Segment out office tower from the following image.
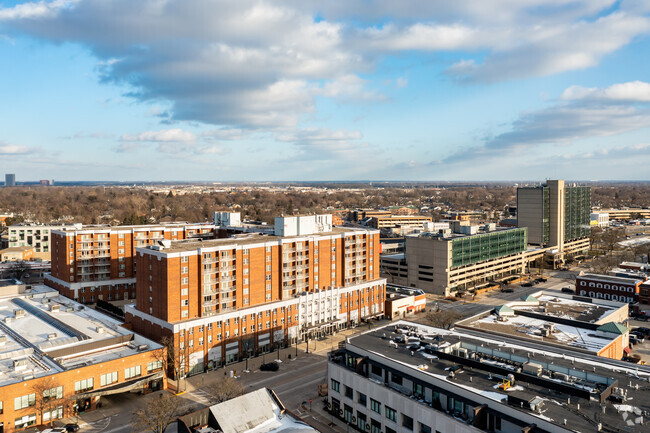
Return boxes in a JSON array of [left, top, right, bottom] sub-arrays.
[[4, 173, 15, 186]]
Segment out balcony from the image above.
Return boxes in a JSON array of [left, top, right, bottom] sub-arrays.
[[203, 298, 219, 307], [202, 257, 219, 264], [282, 247, 296, 253], [220, 265, 236, 272], [202, 267, 218, 274], [203, 287, 219, 295], [220, 275, 236, 283], [220, 286, 237, 294], [282, 266, 296, 272], [296, 264, 309, 271], [220, 256, 236, 262]]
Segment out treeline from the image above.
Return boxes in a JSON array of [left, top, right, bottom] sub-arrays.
[[0, 183, 647, 226]]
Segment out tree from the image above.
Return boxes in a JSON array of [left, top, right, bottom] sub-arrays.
[[133, 392, 180, 433], [206, 376, 244, 404], [424, 309, 464, 330], [31, 376, 65, 426]]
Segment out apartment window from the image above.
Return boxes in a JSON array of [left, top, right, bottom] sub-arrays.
[[357, 392, 367, 407], [181, 288, 189, 296], [402, 414, 413, 430], [147, 360, 163, 372], [182, 256, 189, 263], [331, 379, 340, 392], [199, 337, 204, 346], [370, 398, 381, 413], [266, 275, 272, 281], [182, 267, 189, 273], [243, 249, 249, 255], [14, 393, 36, 410], [182, 299, 189, 306], [385, 406, 397, 422], [75, 378, 94, 393], [182, 311, 189, 318], [118, 241, 125, 246], [344, 386, 353, 399], [101, 371, 118, 387], [243, 258, 249, 265], [419, 422, 431, 433], [15, 414, 37, 429], [266, 265, 271, 272], [208, 335, 212, 343], [181, 277, 189, 284], [118, 249, 125, 254], [371, 419, 382, 433], [125, 365, 141, 379]]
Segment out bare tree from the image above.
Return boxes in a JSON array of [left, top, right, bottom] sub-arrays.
[[206, 376, 244, 404], [424, 309, 464, 330], [133, 392, 180, 433], [31, 376, 65, 426]]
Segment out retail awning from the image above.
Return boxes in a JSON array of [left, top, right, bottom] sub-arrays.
[[624, 347, 632, 355], [76, 372, 164, 399]]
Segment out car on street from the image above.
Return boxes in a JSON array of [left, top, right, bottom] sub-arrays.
[[632, 327, 650, 337], [561, 287, 575, 294], [630, 332, 645, 343], [521, 282, 533, 287], [260, 362, 280, 372], [630, 335, 644, 345], [501, 288, 514, 293], [64, 424, 80, 432]]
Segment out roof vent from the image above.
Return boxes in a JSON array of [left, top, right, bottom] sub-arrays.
[[14, 309, 25, 319], [50, 304, 60, 312], [48, 333, 57, 340], [96, 327, 105, 334], [137, 344, 148, 351], [13, 359, 29, 371]]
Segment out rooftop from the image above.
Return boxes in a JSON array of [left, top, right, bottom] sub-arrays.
[[0, 284, 161, 386], [410, 226, 524, 241], [142, 226, 374, 254], [512, 294, 620, 323], [341, 321, 650, 433], [578, 273, 643, 284]]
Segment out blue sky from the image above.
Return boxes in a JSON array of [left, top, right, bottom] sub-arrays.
[[1, 0, 650, 182]]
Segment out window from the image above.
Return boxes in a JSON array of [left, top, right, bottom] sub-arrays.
[[75, 378, 94, 393], [386, 427, 396, 433], [357, 392, 367, 406], [357, 412, 367, 431], [101, 372, 118, 387], [15, 413, 37, 429], [181, 277, 189, 284], [385, 406, 397, 422], [182, 299, 189, 306], [331, 379, 340, 392], [419, 423, 431, 433], [181, 288, 189, 296], [14, 393, 36, 410], [402, 414, 413, 430], [125, 366, 141, 379], [371, 419, 382, 433], [344, 385, 353, 399], [43, 405, 64, 422], [147, 360, 163, 372], [370, 398, 381, 413], [391, 373, 403, 385], [43, 386, 63, 401], [182, 267, 189, 273], [182, 256, 189, 263]]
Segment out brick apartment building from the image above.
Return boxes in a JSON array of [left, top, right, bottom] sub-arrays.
[[576, 273, 645, 303], [125, 215, 387, 375], [45, 223, 216, 304], [0, 281, 163, 432]]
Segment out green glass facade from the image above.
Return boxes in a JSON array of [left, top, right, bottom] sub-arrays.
[[450, 228, 528, 268], [565, 186, 591, 241]]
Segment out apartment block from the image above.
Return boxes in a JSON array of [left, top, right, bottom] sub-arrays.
[[576, 273, 644, 303], [8, 224, 82, 259], [0, 281, 164, 432], [125, 217, 386, 375], [367, 215, 432, 231], [45, 223, 216, 303]]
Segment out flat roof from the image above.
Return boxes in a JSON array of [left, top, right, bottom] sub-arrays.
[[409, 226, 524, 241], [343, 321, 650, 433], [0, 285, 161, 387], [143, 226, 375, 254], [578, 273, 643, 284], [512, 294, 619, 323], [0, 246, 33, 253]]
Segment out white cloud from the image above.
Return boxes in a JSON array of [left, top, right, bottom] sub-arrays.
[[120, 129, 196, 143], [0, 143, 31, 155], [561, 81, 650, 102], [275, 127, 367, 161], [0, 0, 77, 20]]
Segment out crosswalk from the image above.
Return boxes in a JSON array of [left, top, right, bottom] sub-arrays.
[[186, 388, 214, 405]]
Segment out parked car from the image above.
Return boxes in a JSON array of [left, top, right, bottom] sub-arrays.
[[522, 283, 533, 287], [260, 362, 280, 372], [64, 424, 80, 432], [630, 333, 646, 343], [630, 335, 643, 345], [561, 287, 574, 294], [633, 327, 650, 337], [501, 288, 514, 293]]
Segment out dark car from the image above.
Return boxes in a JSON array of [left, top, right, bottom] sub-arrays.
[[521, 283, 533, 287], [633, 327, 650, 337], [561, 287, 575, 294], [630, 332, 645, 343], [64, 424, 80, 432], [501, 288, 514, 293], [260, 362, 280, 372]]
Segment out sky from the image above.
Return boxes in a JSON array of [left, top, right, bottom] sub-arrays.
[[1, 0, 650, 182]]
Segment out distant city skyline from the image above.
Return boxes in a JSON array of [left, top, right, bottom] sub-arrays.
[[1, 1, 650, 181]]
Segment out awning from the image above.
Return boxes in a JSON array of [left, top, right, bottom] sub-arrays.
[[76, 372, 164, 399], [624, 347, 632, 354], [406, 306, 414, 311]]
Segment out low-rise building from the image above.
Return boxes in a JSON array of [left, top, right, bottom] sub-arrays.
[[368, 216, 433, 233], [597, 208, 650, 220], [0, 246, 34, 262], [328, 320, 647, 433], [0, 281, 164, 432], [590, 212, 610, 227], [385, 285, 426, 320], [458, 293, 630, 359], [177, 387, 316, 433], [576, 273, 644, 303]]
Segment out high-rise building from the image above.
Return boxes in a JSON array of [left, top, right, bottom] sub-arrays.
[[125, 215, 386, 375], [45, 223, 217, 303], [516, 179, 590, 254], [4, 173, 15, 186]]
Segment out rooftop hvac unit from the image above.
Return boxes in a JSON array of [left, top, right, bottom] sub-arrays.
[[49, 304, 60, 312], [96, 327, 105, 334], [543, 323, 555, 332], [66, 307, 74, 312], [13, 309, 25, 319], [13, 359, 29, 370], [0, 335, 7, 345], [541, 328, 551, 337], [522, 362, 543, 376], [137, 344, 148, 351], [4, 317, 13, 324], [48, 333, 57, 340]]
